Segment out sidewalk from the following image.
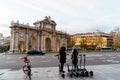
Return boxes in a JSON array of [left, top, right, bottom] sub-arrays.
[[0, 64, 120, 80]]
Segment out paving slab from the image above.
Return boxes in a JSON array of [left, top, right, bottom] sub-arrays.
[[0, 64, 120, 80]]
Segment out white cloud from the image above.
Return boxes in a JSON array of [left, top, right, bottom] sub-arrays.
[[1, 0, 120, 36], [0, 24, 10, 37]]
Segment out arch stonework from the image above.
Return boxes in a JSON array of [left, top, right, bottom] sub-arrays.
[[10, 16, 67, 52]]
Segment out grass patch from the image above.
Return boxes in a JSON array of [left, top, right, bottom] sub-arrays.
[[4, 52, 27, 55], [46, 51, 59, 54]]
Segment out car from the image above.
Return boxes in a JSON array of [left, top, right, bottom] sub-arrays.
[[27, 50, 46, 55]]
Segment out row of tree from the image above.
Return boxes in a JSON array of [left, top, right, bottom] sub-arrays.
[[113, 27, 120, 48], [0, 45, 10, 53]]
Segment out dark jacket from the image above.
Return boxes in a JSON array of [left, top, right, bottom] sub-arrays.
[[59, 46, 66, 63], [71, 49, 78, 64]]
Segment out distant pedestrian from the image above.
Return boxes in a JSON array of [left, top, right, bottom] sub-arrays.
[[59, 43, 66, 72]]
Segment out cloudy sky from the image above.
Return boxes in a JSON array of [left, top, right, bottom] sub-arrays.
[[0, 0, 120, 36]]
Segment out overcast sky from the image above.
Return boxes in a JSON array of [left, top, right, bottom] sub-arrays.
[[0, 0, 120, 36]]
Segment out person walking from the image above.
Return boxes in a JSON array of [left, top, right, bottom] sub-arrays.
[[59, 43, 66, 73]]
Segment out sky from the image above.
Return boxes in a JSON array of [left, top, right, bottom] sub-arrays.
[[0, 0, 120, 37]]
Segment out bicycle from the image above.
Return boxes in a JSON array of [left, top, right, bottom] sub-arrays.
[[21, 55, 31, 80]]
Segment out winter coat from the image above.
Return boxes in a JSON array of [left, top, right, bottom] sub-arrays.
[[59, 46, 66, 63], [71, 49, 78, 64]]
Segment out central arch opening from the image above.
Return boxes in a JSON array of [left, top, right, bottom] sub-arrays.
[[19, 41, 24, 52]]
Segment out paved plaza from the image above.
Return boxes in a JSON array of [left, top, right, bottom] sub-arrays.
[[0, 64, 120, 80], [0, 52, 120, 80]]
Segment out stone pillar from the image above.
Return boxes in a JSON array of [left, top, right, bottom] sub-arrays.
[[41, 35, 44, 51], [25, 33, 28, 52], [10, 29, 14, 52], [37, 34, 40, 50], [43, 35, 46, 51], [52, 37, 56, 51], [14, 30, 19, 52], [39, 34, 41, 50]]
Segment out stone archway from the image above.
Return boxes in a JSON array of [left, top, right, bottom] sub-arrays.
[[56, 38, 60, 52], [19, 41, 24, 52], [45, 38, 51, 51], [10, 17, 67, 52]]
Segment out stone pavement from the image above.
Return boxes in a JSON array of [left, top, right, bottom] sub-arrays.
[[0, 64, 120, 80]]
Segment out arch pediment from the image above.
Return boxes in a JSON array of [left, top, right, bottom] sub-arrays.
[[42, 17, 56, 25]]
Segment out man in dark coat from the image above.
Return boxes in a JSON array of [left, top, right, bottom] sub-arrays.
[[59, 43, 66, 72]]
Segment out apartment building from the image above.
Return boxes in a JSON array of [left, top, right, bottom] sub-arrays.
[[72, 31, 113, 49], [0, 33, 10, 52]]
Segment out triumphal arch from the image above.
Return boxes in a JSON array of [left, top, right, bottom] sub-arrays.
[[10, 16, 67, 52]]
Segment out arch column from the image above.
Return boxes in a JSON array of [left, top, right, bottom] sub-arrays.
[[43, 36, 46, 51], [41, 35, 45, 51], [37, 34, 40, 50], [14, 30, 19, 52], [52, 37, 56, 51], [25, 33, 28, 52], [10, 29, 14, 52]]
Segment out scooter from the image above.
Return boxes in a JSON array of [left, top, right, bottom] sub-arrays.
[[79, 54, 93, 77], [67, 63, 73, 78], [54, 54, 65, 78]]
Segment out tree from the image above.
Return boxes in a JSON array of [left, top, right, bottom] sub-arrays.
[[79, 38, 87, 50], [67, 34, 75, 48], [113, 27, 120, 48]]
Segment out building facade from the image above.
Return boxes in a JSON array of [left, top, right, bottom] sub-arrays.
[[0, 33, 4, 46], [0, 33, 10, 52], [10, 16, 67, 52], [72, 31, 113, 48]]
